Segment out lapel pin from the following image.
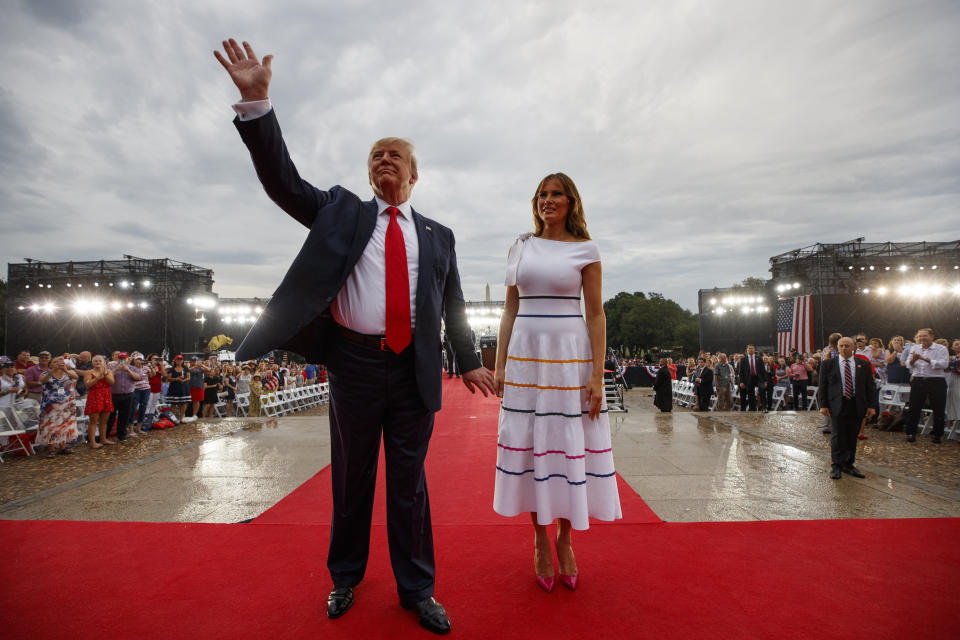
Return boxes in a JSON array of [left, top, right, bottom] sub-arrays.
[[426, 225, 432, 231]]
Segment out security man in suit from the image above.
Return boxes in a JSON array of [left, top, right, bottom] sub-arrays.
[[817, 337, 877, 479], [736, 344, 766, 411], [216, 38, 496, 634], [694, 357, 714, 411]]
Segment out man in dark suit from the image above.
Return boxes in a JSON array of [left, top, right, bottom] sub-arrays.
[[762, 355, 777, 411], [652, 358, 673, 412], [736, 344, 766, 411], [216, 39, 495, 635], [817, 337, 877, 479], [694, 357, 713, 411]]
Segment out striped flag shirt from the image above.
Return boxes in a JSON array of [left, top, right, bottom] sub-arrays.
[[777, 295, 814, 355]]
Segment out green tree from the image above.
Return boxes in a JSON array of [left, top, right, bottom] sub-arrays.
[[733, 276, 768, 290], [604, 291, 700, 356]]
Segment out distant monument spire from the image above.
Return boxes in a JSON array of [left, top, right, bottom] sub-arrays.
[[485, 283, 491, 302]]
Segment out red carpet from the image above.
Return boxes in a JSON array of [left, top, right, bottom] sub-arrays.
[[2, 379, 959, 639], [253, 379, 661, 526]]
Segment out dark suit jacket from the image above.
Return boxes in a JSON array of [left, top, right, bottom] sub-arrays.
[[696, 367, 714, 395], [233, 109, 479, 412], [736, 355, 767, 386], [816, 357, 877, 419]]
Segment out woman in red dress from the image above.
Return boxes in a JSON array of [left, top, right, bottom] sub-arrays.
[[82, 355, 115, 449]]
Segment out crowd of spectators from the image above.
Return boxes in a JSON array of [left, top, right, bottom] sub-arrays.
[[0, 348, 327, 459], [609, 328, 960, 441]]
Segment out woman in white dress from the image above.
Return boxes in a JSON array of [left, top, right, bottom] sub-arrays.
[[493, 173, 622, 593]]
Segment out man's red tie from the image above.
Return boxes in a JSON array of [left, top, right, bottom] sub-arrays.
[[750, 356, 756, 376], [384, 206, 411, 353]]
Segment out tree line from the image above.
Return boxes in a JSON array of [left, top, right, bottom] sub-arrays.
[[603, 291, 699, 358]]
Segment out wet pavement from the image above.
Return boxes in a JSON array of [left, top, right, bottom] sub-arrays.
[[2, 391, 958, 523]]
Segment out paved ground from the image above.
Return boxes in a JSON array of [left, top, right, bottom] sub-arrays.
[[2, 391, 957, 523]]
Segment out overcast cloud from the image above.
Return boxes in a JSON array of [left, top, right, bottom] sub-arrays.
[[1, 0, 958, 311]]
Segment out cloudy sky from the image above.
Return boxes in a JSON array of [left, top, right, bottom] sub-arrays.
[[2, 0, 958, 312]]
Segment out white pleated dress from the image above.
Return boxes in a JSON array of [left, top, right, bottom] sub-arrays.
[[493, 235, 622, 530]]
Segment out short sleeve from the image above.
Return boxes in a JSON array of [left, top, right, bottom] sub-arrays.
[[576, 241, 601, 270]]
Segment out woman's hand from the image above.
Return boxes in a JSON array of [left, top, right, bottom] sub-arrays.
[[585, 373, 604, 420], [493, 368, 505, 398]]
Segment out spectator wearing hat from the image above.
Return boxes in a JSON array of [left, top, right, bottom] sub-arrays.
[[164, 356, 191, 423], [142, 354, 164, 429], [129, 353, 152, 434], [1, 357, 27, 429], [24, 351, 52, 402], [107, 352, 141, 441]]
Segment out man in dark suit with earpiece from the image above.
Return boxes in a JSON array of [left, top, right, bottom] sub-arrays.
[[817, 336, 877, 479]]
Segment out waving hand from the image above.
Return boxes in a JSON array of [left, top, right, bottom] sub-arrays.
[[214, 38, 273, 101]]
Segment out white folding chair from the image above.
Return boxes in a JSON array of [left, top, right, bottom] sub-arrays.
[[771, 385, 786, 411], [234, 392, 249, 417], [806, 385, 819, 411], [0, 410, 34, 461]]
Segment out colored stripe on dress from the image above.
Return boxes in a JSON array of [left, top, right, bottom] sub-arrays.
[[497, 442, 613, 458], [507, 356, 592, 363], [516, 314, 582, 318], [501, 405, 609, 417], [517, 295, 581, 300], [495, 466, 617, 485], [504, 382, 585, 390]]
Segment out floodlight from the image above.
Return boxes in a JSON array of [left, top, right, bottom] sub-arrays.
[[877, 287, 888, 295], [931, 265, 937, 270], [31, 304, 40, 312], [138, 302, 148, 309], [127, 302, 135, 309], [142, 280, 152, 287], [43, 303, 55, 312], [863, 288, 870, 294], [899, 265, 908, 272], [254, 306, 262, 314], [111, 302, 122, 310], [66, 283, 72, 287]]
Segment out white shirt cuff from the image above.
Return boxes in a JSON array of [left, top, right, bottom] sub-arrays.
[[232, 99, 273, 121]]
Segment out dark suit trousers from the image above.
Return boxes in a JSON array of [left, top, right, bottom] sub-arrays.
[[325, 335, 436, 604], [905, 377, 947, 437], [830, 396, 861, 466], [696, 388, 712, 411], [741, 377, 760, 411]]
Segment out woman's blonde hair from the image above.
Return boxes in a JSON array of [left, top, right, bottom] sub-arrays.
[[530, 172, 591, 239]]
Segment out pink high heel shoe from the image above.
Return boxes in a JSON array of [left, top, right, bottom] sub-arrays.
[[559, 574, 579, 591], [536, 575, 556, 593]]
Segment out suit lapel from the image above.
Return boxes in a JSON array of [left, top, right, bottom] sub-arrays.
[[412, 209, 434, 316]]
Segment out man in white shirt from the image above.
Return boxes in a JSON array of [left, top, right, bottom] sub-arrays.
[[215, 38, 494, 635], [904, 328, 949, 444]]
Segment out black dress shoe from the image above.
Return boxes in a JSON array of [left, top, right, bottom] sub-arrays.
[[829, 466, 842, 479], [402, 597, 451, 635], [932, 435, 942, 444], [822, 427, 831, 434], [842, 465, 865, 478], [906, 433, 916, 443], [326, 587, 354, 619]]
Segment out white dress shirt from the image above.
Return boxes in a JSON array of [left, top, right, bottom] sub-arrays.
[[838, 356, 856, 397], [906, 342, 949, 379], [232, 99, 420, 335]]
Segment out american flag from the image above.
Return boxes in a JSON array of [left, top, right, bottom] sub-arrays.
[[777, 295, 814, 355]]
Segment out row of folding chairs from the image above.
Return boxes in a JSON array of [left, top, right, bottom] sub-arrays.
[[673, 380, 806, 412], [259, 383, 331, 417], [878, 383, 959, 440]]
